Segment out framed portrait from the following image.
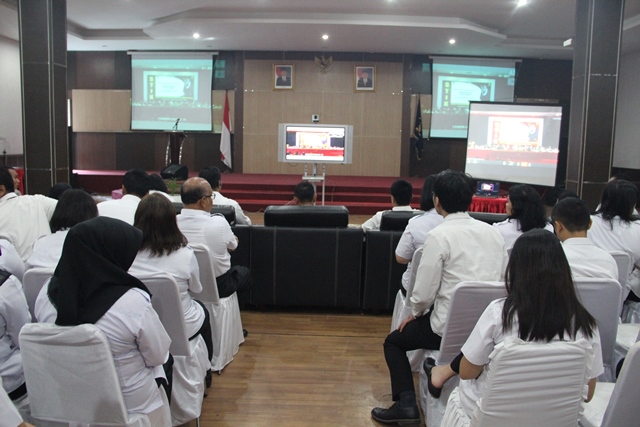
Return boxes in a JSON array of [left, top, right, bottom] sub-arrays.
[[273, 64, 294, 90], [354, 65, 375, 92]]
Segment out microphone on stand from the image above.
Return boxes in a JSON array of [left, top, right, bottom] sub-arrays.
[[173, 118, 181, 130]]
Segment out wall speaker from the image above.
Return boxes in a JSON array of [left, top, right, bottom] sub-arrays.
[[160, 164, 188, 181]]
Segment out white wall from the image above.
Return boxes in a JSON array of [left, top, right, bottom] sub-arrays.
[[0, 35, 23, 155], [613, 50, 640, 169]]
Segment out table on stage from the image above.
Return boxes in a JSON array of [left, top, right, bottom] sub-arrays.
[[469, 196, 508, 213]]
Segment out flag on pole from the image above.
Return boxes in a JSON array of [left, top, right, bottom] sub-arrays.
[[220, 90, 233, 169], [413, 96, 424, 160]]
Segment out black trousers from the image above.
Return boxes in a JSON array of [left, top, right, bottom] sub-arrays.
[[384, 313, 442, 401], [191, 299, 214, 361], [216, 265, 253, 306]]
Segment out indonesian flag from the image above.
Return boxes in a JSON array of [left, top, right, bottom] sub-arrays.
[[220, 90, 232, 169]]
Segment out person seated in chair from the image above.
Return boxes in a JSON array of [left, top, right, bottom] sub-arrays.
[[371, 170, 507, 425], [552, 197, 618, 280], [34, 217, 172, 417], [199, 166, 252, 225], [291, 181, 316, 206], [97, 168, 150, 225], [424, 230, 603, 417], [362, 180, 416, 232], [176, 178, 252, 335]]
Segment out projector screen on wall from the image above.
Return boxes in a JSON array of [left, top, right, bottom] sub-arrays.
[[130, 52, 214, 131], [430, 57, 517, 138], [465, 102, 563, 187]]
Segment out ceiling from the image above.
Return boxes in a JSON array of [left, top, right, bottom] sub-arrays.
[[1, 0, 640, 60]]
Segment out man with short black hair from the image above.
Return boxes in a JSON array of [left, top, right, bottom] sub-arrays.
[[552, 197, 618, 280], [293, 181, 316, 206], [199, 166, 252, 225], [97, 168, 150, 225], [361, 180, 416, 232], [372, 170, 506, 425]]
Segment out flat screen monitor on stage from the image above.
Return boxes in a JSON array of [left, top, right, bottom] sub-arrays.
[[130, 52, 214, 131], [278, 124, 353, 164], [465, 102, 563, 187]]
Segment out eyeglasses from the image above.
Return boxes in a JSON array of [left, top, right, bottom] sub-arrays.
[[202, 194, 214, 200]]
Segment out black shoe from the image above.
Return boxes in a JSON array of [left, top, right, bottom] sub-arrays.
[[423, 357, 442, 399], [371, 402, 420, 425], [243, 329, 248, 338], [205, 369, 212, 388]]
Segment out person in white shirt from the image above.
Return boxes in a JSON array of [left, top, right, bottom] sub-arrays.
[[129, 193, 213, 384], [97, 168, 150, 225], [0, 240, 25, 284], [493, 184, 554, 252], [0, 377, 33, 427], [26, 190, 98, 270], [199, 166, 252, 225], [0, 168, 57, 261], [588, 179, 640, 299], [34, 217, 171, 416], [425, 230, 603, 414], [362, 180, 417, 232], [147, 173, 176, 202], [395, 175, 443, 292], [372, 170, 507, 425], [176, 178, 252, 333], [551, 197, 618, 280]]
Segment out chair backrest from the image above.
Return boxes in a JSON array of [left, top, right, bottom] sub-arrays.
[[138, 272, 190, 356], [472, 337, 591, 427], [404, 246, 424, 300], [468, 212, 508, 225], [211, 204, 236, 225], [600, 341, 640, 427], [380, 210, 423, 231], [437, 281, 507, 364], [264, 205, 349, 228], [573, 278, 622, 370], [608, 250, 631, 291], [22, 267, 54, 318], [19, 323, 132, 425], [189, 242, 221, 304]]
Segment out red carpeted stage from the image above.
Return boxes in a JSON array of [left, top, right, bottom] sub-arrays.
[[73, 170, 506, 215]]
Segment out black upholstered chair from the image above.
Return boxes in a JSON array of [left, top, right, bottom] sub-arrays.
[[380, 210, 424, 231], [263, 205, 349, 228], [468, 211, 508, 225], [172, 202, 237, 225]]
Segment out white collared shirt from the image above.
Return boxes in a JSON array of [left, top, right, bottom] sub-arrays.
[[493, 218, 554, 252], [411, 212, 507, 335], [97, 194, 142, 225], [361, 205, 417, 232], [212, 191, 252, 225], [0, 239, 25, 283], [26, 229, 69, 271], [0, 275, 31, 395], [562, 237, 618, 281]]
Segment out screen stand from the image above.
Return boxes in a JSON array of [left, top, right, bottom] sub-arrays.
[[302, 163, 326, 206]]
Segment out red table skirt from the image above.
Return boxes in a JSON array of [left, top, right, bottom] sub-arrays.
[[469, 196, 507, 213]]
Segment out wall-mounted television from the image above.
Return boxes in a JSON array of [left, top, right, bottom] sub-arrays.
[[278, 123, 353, 164], [464, 102, 563, 187]]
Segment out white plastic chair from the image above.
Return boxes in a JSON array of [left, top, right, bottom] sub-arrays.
[[580, 341, 640, 427], [418, 281, 506, 427], [443, 337, 592, 427], [190, 243, 244, 372], [612, 323, 640, 379], [621, 269, 640, 323], [608, 251, 631, 309], [574, 278, 622, 382], [390, 247, 424, 372], [22, 267, 54, 318], [138, 272, 209, 426], [19, 322, 171, 427]]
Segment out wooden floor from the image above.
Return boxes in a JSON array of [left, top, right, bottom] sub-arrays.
[[198, 310, 423, 426]]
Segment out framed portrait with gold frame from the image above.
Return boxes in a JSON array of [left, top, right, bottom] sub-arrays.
[[354, 65, 375, 92], [273, 64, 294, 90]]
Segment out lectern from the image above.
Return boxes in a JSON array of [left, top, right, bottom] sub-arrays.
[[161, 131, 188, 180]]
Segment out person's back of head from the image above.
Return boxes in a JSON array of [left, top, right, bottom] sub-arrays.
[[294, 181, 316, 205], [390, 180, 413, 206], [134, 193, 187, 256], [180, 177, 210, 207], [420, 175, 438, 211], [0, 168, 15, 195], [541, 186, 562, 209], [597, 179, 639, 224], [551, 197, 590, 240], [199, 166, 222, 190], [433, 170, 474, 214], [48, 182, 72, 200], [148, 174, 169, 193], [49, 189, 98, 233], [504, 229, 596, 341], [507, 184, 547, 232], [557, 189, 579, 201], [122, 168, 150, 198]]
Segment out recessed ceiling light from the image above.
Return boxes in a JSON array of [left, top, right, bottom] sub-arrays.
[[322, 34, 329, 40], [449, 38, 456, 44], [517, 0, 528, 6], [193, 33, 200, 39]]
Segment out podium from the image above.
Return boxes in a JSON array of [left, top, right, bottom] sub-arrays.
[[161, 131, 188, 180]]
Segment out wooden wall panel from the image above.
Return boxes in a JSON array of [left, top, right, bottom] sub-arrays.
[[73, 133, 116, 170], [72, 90, 131, 132]]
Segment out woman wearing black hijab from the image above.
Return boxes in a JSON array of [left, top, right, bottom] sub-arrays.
[[35, 217, 171, 416]]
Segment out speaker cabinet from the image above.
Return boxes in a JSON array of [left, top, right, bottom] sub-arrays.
[[160, 164, 188, 181]]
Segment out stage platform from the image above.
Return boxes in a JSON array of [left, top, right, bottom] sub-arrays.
[[73, 170, 426, 215]]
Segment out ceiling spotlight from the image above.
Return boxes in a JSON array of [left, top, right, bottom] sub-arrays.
[[517, 0, 528, 6], [449, 38, 456, 44], [193, 33, 200, 39], [322, 34, 329, 40]]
